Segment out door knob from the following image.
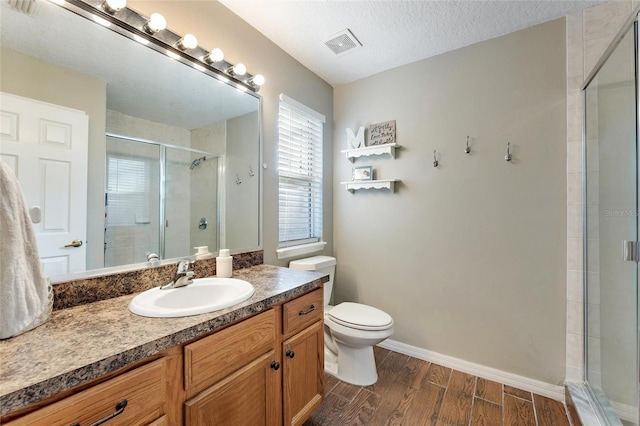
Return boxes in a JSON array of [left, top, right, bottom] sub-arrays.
[[285, 350, 295, 358], [64, 239, 83, 248], [270, 361, 280, 370]]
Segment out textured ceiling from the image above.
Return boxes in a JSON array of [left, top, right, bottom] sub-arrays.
[[220, 0, 606, 86]]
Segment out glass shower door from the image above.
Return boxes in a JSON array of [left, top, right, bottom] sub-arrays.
[[104, 136, 161, 267], [584, 21, 639, 426], [163, 147, 219, 259]]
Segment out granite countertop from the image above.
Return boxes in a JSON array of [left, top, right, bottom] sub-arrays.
[[0, 265, 327, 416]]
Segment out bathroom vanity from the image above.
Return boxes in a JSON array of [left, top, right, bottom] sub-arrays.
[[0, 265, 327, 426]]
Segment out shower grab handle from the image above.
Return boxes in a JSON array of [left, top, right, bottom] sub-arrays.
[[623, 240, 639, 262]]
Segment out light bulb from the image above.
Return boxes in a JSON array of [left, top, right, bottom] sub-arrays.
[[205, 48, 224, 63], [250, 74, 265, 86], [102, 0, 126, 13], [144, 13, 166, 33], [227, 63, 246, 76], [177, 34, 198, 50]]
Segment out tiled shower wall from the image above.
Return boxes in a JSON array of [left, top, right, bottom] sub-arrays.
[[565, 0, 636, 383]]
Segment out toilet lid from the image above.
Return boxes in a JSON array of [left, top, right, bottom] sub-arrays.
[[328, 302, 393, 331]]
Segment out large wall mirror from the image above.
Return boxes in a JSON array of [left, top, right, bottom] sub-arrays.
[[0, 0, 261, 281]]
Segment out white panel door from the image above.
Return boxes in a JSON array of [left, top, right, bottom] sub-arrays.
[[0, 92, 89, 276]]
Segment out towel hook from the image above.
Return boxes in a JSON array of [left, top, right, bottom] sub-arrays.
[[464, 136, 471, 154], [505, 142, 512, 162], [433, 150, 439, 168], [236, 173, 242, 184], [249, 166, 255, 177]]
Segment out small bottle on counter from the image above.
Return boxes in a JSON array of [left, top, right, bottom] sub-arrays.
[[194, 246, 210, 259], [216, 249, 233, 278]]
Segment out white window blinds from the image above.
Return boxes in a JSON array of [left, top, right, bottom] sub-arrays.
[[106, 156, 151, 226], [278, 94, 325, 247]]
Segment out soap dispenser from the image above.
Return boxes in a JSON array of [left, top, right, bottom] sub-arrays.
[[216, 249, 233, 278]]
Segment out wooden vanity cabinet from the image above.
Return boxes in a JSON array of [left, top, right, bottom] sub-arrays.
[[282, 289, 324, 426], [184, 290, 324, 426], [4, 288, 324, 426], [183, 309, 281, 426]]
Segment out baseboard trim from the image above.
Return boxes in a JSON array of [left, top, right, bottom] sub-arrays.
[[378, 339, 565, 402], [611, 400, 636, 423]]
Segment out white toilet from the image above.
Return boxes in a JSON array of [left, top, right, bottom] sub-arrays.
[[289, 256, 394, 386]]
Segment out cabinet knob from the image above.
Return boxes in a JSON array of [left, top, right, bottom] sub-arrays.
[[270, 361, 280, 370], [285, 350, 295, 359]]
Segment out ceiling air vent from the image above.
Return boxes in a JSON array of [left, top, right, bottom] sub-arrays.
[[324, 29, 362, 56]]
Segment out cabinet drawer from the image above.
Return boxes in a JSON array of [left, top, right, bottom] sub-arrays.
[[282, 289, 323, 338], [7, 358, 166, 426], [184, 309, 276, 396]]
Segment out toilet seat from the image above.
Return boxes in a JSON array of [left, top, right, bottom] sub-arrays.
[[327, 302, 393, 331]]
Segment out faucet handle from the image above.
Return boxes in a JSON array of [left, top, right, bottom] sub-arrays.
[[177, 259, 192, 273]]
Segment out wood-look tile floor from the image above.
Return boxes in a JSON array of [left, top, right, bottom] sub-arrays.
[[304, 347, 571, 426]]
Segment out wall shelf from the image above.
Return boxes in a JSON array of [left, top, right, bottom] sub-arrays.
[[341, 143, 399, 162], [341, 179, 398, 193]]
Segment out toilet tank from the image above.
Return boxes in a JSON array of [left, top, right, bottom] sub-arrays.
[[288, 256, 336, 306]]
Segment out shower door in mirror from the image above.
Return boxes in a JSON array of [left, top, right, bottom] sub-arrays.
[[584, 21, 639, 426], [104, 136, 220, 267], [104, 136, 161, 267], [164, 146, 219, 259]]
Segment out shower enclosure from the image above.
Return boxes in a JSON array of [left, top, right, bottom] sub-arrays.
[[104, 135, 220, 267], [583, 12, 639, 426]]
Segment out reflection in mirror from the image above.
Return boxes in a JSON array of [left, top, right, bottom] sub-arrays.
[[104, 135, 221, 268], [0, 0, 261, 279]]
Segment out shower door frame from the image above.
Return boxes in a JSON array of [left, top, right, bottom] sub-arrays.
[[105, 132, 223, 263], [581, 8, 640, 426]]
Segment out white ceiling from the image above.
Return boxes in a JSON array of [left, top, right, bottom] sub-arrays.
[[220, 0, 606, 87]]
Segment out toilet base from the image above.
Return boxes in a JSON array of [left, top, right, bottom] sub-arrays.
[[324, 345, 378, 386], [324, 347, 338, 377]]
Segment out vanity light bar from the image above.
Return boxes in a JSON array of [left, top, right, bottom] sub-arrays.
[[49, 0, 264, 92]]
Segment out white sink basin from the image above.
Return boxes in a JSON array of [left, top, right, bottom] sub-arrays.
[[129, 277, 255, 318]]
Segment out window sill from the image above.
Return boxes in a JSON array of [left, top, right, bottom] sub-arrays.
[[276, 241, 327, 260]]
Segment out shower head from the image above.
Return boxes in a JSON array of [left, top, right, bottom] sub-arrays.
[[189, 156, 206, 170]]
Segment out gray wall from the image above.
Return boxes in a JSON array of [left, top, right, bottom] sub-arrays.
[[226, 112, 260, 251], [333, 19, 567, 384], [129, 1, 335, 264]]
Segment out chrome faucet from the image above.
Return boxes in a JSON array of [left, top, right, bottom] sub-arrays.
[[160, 259, 195, 290]]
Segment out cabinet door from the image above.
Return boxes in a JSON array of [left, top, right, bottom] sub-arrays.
[[283, 321, 324, 426], [185, 350, 280, 426]]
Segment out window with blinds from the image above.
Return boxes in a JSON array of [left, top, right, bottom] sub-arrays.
[[106, 155, 152, 226], [278, 94, 325, 247]]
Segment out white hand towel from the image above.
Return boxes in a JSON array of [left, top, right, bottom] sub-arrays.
[[0, 159, 52, 339]]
